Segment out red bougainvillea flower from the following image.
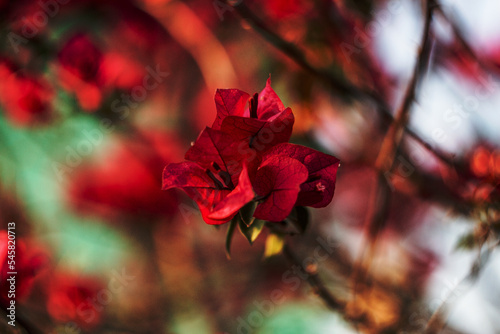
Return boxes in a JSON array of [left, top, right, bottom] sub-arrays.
[[163, 128, 255, 224], [212, 78, 295, 153], [163, 79, 340, 225], [261, 143, 340, 208], [0, 66, 53, 126], [1, 231, 47, 303]]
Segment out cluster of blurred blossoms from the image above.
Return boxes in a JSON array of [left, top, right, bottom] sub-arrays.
[[163, 79, 340, 225], [0, 230, 108, 329], [0, 0, 173, 127]]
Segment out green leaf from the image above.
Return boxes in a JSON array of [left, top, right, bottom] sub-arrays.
[[238, 216, 265, 245], [225, 217, 238, 259], [264, 232, 285, 258], [286, 206, 310, 234], [239, 201, 257, 227]]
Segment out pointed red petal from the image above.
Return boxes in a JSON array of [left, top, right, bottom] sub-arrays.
[[253, 155, 308, 222], [220, 108, 294, 154], [207, 164, 254, 221], [212, 89, 250, 130], [162, 161, 227, 224], [162, 162, 254, 225], [262, 143, 340, 208], [257, 77, 285, 120], [162, 161, 213, 190], [185, 127, 255, 184]]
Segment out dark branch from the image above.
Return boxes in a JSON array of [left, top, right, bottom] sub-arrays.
[[425, 231, 497, 333], [231, 1, 456, 171], [354, 0, 436, 287], [282, 243, 345, 312]]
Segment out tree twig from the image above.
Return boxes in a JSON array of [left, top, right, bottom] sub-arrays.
[[353, 0, 436, 286], [231, 1, 455, 170], [282, 243, 345, 312]]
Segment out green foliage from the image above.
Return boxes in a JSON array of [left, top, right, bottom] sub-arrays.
[[225, 217, 238, 259], [239, 217, 265, 245], [286, 206, 310, 234]]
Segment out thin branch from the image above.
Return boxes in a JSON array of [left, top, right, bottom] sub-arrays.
[[232, 2, 362, 99], [435, 4, 500, 77], [424, 234, 498, 334], [231, 1, 455, 169], [375, 0, 436, 172], [354, 0, 436, 284], [282, 243, 345, 312]]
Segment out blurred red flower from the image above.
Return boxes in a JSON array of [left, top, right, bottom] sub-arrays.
[[56, 33, 145, 111], [213, 78, 295, 154], [69, 133, 182, 220], [46, 274, 105, 329], [58, 34, 103, 84], [0, 62, 53, 126]]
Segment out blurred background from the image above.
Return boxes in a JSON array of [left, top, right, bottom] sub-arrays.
[[1, 0, 500, 333]]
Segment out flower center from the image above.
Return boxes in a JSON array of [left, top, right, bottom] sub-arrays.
[[206, 162, 235, 189], [315, 182, 326, 192], [249, 92, 259, 119]]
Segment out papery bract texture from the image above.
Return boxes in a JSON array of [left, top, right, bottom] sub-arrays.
[[212, 89, 250, 130], [262, 143, 340, 208], [163, 162, 254, 225], [253, 155, 308, 222]]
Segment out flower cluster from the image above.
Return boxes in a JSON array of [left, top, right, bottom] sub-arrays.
[[163, 79, 340, 224]]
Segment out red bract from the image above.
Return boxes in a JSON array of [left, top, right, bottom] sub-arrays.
[[214, 78, 286, 122], [262, 143, 340, 208], [212, 89, 249, 130], [163, 162, 254, 225], [253, 155, 308, 222], [221, 108, 294, 153], [185, 127, 257, 185], [213, 78, 294, 153], [163, 127, 256, 224]]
